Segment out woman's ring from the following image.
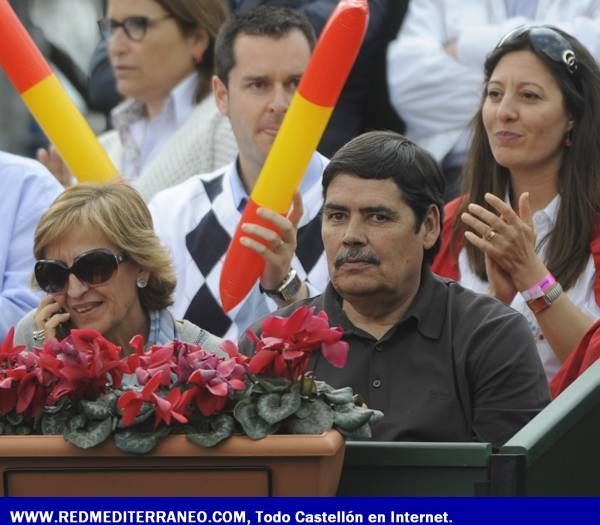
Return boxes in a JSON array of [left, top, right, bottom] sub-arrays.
[[484, 229, 497, 242], [32, 328, 47, 344]]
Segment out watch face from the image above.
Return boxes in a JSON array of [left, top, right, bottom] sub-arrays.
[[280, 271, 302, 301], [527, 283, 562, 314], [528, 296, 551, 314]]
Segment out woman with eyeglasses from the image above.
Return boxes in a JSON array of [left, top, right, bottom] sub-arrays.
[[37, 0, 236, 201], [14, 183, 222, 353], [432, 26, 600, 381]]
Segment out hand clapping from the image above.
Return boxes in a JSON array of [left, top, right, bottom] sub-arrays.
[[461, 192, 548, 302]]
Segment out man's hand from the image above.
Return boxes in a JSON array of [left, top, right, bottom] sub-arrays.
[[240, 191, 307, 301], [36, 145, 74, 187], [444, 39, 458, 59]]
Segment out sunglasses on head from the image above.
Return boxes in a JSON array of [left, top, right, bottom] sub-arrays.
[[496, 25, 578, 75], [35, 249, 128, 294]]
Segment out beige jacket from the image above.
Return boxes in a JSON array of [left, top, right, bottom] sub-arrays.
[[100, 95, 237, 202]]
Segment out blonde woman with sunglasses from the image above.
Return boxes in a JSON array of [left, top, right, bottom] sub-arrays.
[[14, 183, 222, 353]]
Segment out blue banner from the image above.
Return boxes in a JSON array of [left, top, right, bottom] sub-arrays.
[[0, 498, 598, 525]]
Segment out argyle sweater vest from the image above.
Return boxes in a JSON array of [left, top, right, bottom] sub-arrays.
[[150, 162, 329, 341]]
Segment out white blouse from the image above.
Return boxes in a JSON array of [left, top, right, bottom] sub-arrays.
[[110, 73, 198, 182], [458, 194, 600, 381]]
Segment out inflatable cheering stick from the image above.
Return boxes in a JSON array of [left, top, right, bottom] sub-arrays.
[[219, 0, 369, 312], [0, 0, 118, 182]]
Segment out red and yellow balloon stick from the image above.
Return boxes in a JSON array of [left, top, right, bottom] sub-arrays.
[[220, 0, 369, 312], [0, 0, 118, 183]]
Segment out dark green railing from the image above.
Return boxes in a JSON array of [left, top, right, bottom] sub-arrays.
[[338, 360, 600, 496]]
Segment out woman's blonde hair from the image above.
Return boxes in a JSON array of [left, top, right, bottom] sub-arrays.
[[34, 183, 176, 311]]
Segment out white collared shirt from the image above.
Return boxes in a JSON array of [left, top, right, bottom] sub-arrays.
[[458, 193, 600, 380], [149, 154, 329, 341], [110, 73, 199, 181], [228, 153, 326, 212]]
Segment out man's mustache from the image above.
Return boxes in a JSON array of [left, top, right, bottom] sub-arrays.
[[334, 247, 380, 268]]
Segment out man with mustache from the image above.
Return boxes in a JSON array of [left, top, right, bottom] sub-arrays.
[[242, 131, 550, 446], [149, 7, 329, 340]]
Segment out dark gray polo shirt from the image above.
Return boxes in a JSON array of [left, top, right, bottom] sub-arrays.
[[242, 268, 550, 447]]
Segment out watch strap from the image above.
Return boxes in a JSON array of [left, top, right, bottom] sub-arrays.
[[260, 268, 301, 302]]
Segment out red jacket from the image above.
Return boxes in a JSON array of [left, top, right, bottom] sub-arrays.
[[432, 196, 600, 398]]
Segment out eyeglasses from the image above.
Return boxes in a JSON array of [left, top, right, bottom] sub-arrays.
[[98, 15, 172, 42], [496, 25, 577, 75], [35, 249, 128, 294]]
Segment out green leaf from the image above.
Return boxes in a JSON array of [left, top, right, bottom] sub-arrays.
[[80, 393, 117, 420], [186, 414, 235, 448], [253, 375, 292, 393], [64, 417, 113, 449], [117, 402, 154, 428], [332, 402, 374, 431], [14, 425, 32, 435], [369, 409, 384, 426], [41, 411, 71, 435], [113, 428, 168, 455], [67, 414, 87, 431], [294, 402, 311, 419], [233, 399, 277, 440], [256, 384, 301, 424], [340, 422, 372, 440], [286, 398, 334, 434], [324, 387, 354, 405], [315, 381, 334, 395], [43, 397, 71, 414], [6, 413, 24, 426]]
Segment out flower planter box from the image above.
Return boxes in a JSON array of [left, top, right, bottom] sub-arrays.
[[0, 431, 345, 497]]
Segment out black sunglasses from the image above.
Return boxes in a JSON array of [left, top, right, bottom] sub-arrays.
[[98, 14, 172, 42], [496, 25, 577, 75], [35, 249, 128, 294]]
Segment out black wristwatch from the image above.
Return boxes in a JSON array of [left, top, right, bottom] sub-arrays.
[[260, 268, 302, 302]]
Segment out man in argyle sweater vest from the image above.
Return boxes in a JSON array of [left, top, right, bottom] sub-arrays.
[[149, 7, 329, 340]]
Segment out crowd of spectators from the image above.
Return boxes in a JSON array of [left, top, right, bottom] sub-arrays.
[[2, 0, 600, 445]]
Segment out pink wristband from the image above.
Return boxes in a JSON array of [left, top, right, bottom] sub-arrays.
[[521, 273, 556, 301]]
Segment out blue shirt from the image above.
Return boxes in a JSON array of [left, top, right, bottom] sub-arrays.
[[147, 309, 179, 348], [0, 152, 63, 340]]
